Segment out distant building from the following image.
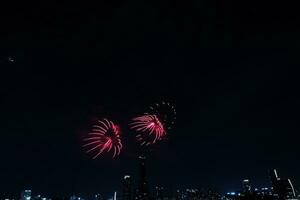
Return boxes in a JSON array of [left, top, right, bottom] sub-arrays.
[[242, 179, 252, 193], [175, 189, 201, 200], [20, 190, 31, 200], [32, 195, 42, 200], [175, 190, 184, 200], [94, 194, 103, 200], [154, 186, 164, 200], [135, 156, 149, 200], [1, 192, 15, 200], [69, 195, 84, 200], [186, 189, 200, 200], [114, 192, 117, 200], [123, 175, 132, 200], [69, 195, 77, 200], [269, 169, 296, 200]]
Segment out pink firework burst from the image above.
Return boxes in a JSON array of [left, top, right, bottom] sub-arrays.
[[147, 101, 176, 130], [83, 119, 122, 159], [130, 114, 166, 145]]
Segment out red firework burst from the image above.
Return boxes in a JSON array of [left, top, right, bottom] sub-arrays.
[[130, 101, 176, 145], [83, 119, 122, 159], [147, 101, 176, 130], [130, 115, 166, 145]]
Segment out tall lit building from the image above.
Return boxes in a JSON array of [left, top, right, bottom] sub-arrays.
[[175, 190, 185, 200], [123, 175, 132, 200], [136, 156, 149, 200], [269, 169, 296, 200], [185, 189, 200, 200], [94, 194, 103, 200], [242, 179, 252, 193], [32, 195, 42, 200], [154, 186, 164, 200], [114, 192, 117, 200], [20, 190, 31, 200]]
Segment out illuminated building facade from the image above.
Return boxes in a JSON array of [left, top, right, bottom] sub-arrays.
[[242, 179, 252, 193], [20, 190, 31, 200], [123, 175, 132, 200], [135, 156, 149, 200], [270, 169, 296, 200], [154, 186, 164, 200]]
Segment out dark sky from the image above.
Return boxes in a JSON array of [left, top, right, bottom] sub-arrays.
[[1, 0, 300, 198]]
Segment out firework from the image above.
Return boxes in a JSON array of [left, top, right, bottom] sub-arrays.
[[147, 101, 176, 130], [83, 119, 122, 159], [131, 114, 165, 145], [130, 101, 176, 145]]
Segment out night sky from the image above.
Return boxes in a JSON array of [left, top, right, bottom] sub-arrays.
[[1, 0, 300, 198]]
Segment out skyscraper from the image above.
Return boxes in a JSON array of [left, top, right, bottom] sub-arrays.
[[269, 169, 296, 200], [154, 186, 164, 200], [94, 194, 103, 200], [136, 156, 149, 200], [242, 179, 252, 193], [114, 192, 117, 200], [123, 175, 132, 200]]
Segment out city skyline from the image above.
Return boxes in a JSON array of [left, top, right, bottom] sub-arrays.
[[1, 0, 300, 198], [0, 154, 298, 199], [1, 158, 298, 200]]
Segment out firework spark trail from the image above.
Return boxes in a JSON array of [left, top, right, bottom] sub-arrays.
[[130, 114, 166, 145], [83, 119, 122, 159], [148, 101, 176, 130], [130, 101, 176, 145]]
